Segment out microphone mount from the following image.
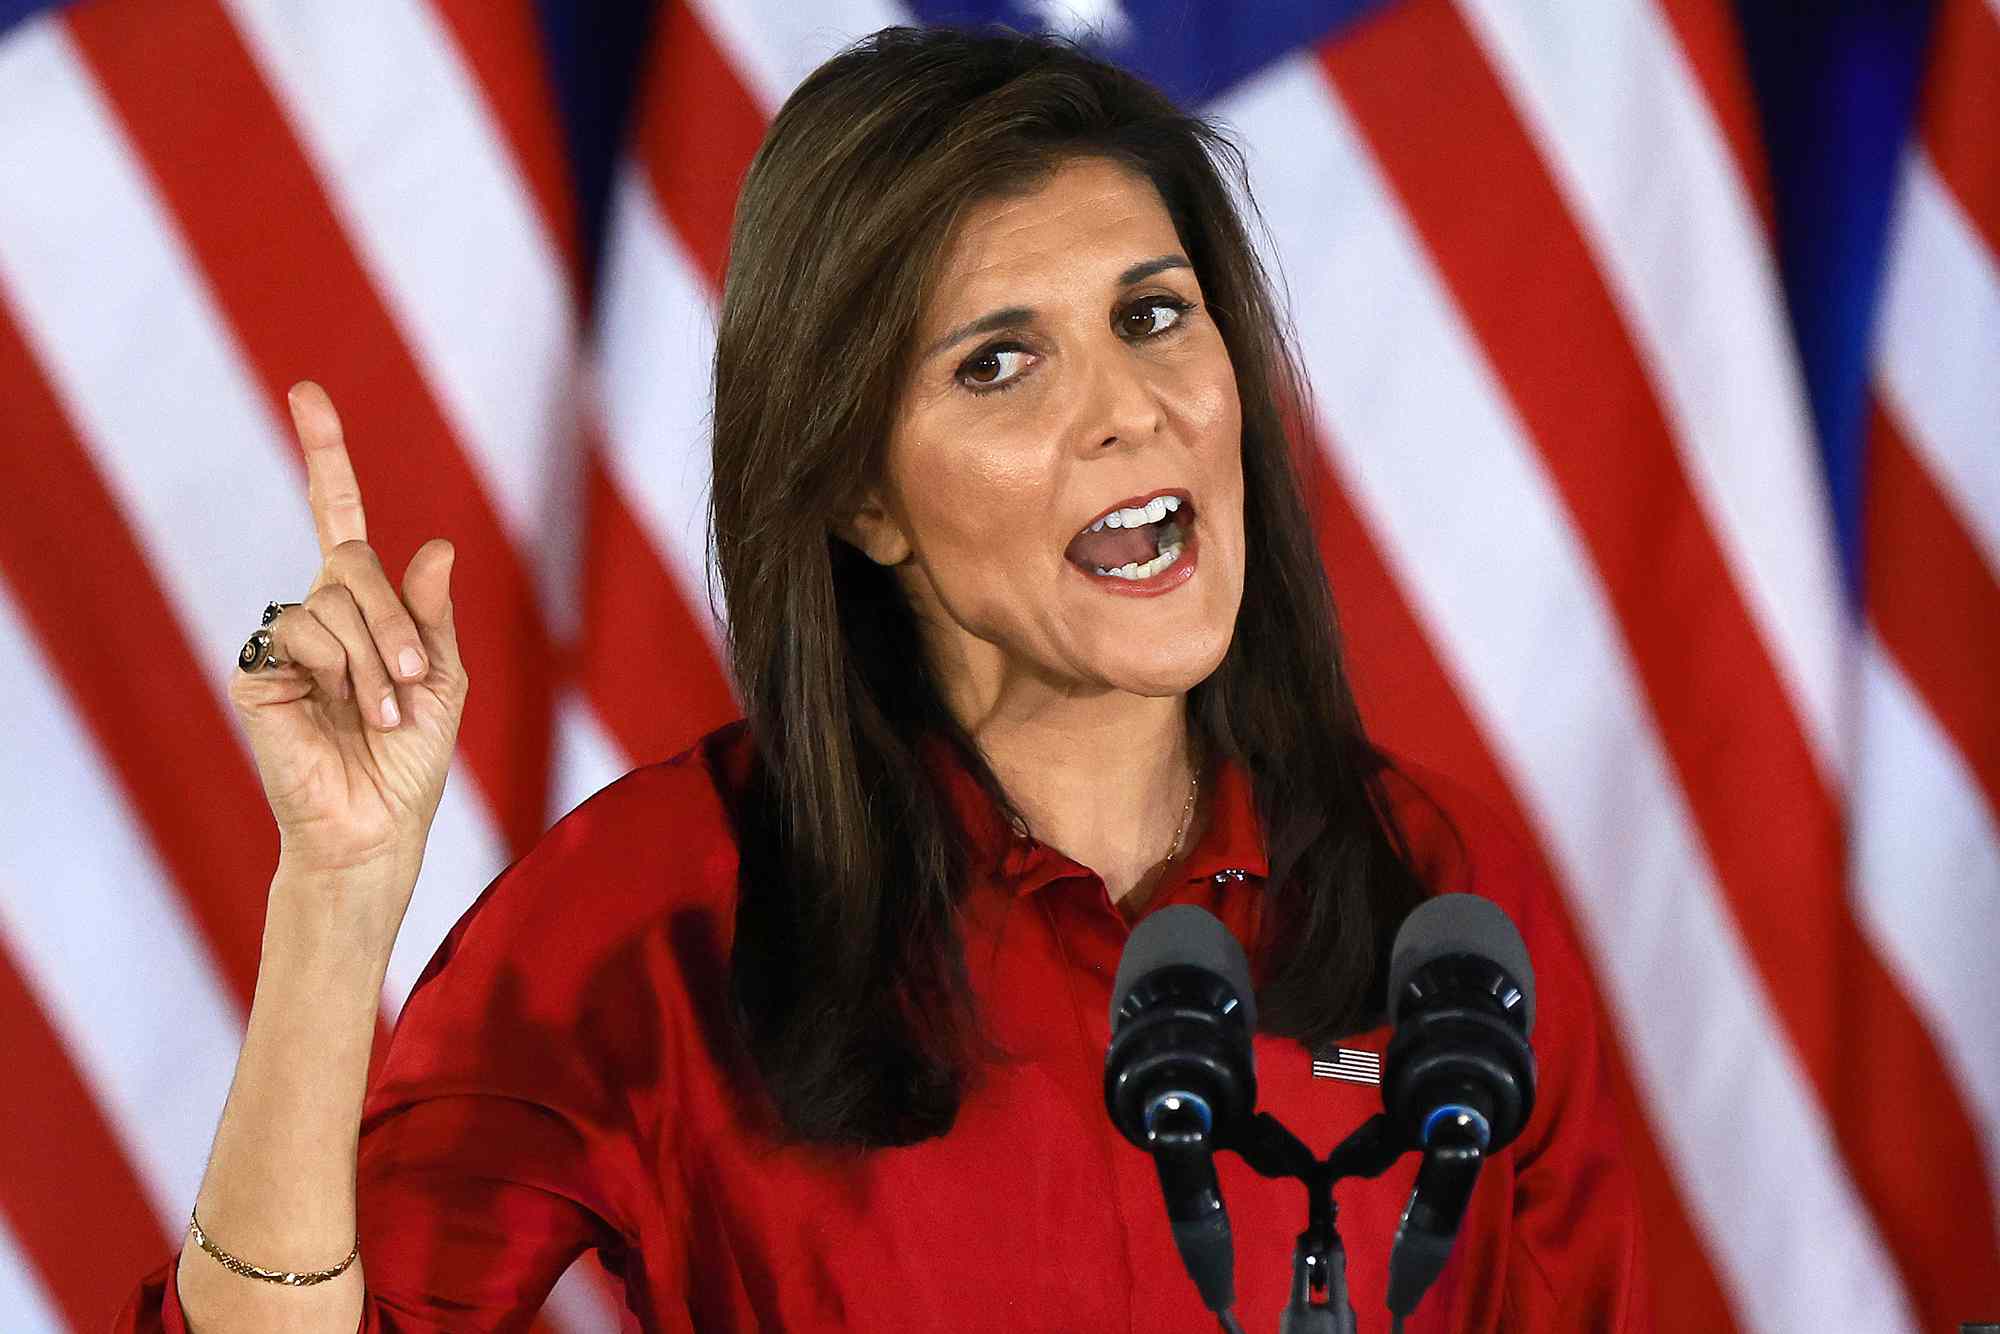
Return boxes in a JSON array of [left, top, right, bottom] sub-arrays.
[[1217, 1110, 1407, 1334]]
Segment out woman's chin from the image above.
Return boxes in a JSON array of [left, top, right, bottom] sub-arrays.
[[1090, 635, 1232, 698]]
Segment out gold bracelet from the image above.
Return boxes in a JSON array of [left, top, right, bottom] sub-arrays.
[[188, 1205, 359, 1286]]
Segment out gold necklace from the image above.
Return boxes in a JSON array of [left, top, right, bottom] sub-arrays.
[[1004, 758, 1201, 858], [1166, 760, 1200, 862]]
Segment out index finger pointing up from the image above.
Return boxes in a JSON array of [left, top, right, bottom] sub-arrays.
[[289, 380, 367, 558]]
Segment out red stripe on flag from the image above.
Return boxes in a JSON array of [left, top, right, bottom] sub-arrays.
[[423, 11, 645, 1324], [580, 445, 738, 765], [0, 298, 270, 1003], [1864, 399, 2000, 821], [1654, 0, 1778, 232], [425, 0, 585, 295], [570, 1, 764, 762], [456, 0, 749, 771], [631, 0, 769, 291], [1304, 447, 1738, 1332], [1919, 0, 2000, 259], [0, 936, 171, 1334], [1318, 2, 2000, 1323], [65, 0, 557, 855], [0, 298, 402, 1083]]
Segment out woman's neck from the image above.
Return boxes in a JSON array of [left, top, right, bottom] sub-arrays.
[[954, 685, 1202, 906]]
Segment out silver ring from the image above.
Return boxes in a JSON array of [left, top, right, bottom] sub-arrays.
[[239, 600, 303, 672], [238, 628, 287, 672]]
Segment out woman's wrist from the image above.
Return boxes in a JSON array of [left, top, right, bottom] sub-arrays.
[[263, 857, 416, 982], [178, 865, 387, 1326]]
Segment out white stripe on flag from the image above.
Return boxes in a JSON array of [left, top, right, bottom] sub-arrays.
[[1220, 53, 1917, 1334], [1851, 634, 2000, 1231], [0, 18, 508, 1022], [384, 785, 511, 1019], [544, 1258, 626, 1334], [0, 580, 244, 1233], [1, 21, 615, 1330], [1862, 140, 2000, 1239], [0, 1212, 65, 1334], [0, 19, 317, 679], [1456, 0, 1848, 783], [217, 0, 580, 573], [595, 168, 726, 650], [1311, 1046, 1382, 1084], [1875, 150, 2000, 576], [550, 686, 636, 824], [684, 0, 907, 116]]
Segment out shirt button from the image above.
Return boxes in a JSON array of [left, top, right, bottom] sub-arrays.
[[1212, 868, 1248, 883]]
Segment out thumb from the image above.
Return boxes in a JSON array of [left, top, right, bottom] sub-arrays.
[[401, 538, 460, 675]]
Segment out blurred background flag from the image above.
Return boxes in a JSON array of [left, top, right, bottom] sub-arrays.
[[0, 1, 1992, 1330]]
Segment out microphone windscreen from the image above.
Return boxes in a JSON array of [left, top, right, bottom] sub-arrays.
[[1109, 904, 1256, 1034], [1388, 893, 1535, 1034]]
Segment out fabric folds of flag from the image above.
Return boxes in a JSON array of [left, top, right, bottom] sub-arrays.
[[0, 2, 1992, 1332]]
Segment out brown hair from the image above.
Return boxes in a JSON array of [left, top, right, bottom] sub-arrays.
[[710, 24, 1428, 1147]]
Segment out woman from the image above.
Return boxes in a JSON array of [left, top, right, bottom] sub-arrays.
[[121, 24, 1645, 1333]]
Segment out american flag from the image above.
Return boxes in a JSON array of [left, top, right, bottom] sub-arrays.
[[1309, 1045, 1382, 1087], [0, 1, 1992, 1330]]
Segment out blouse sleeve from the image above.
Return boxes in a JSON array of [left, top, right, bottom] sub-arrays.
[[115, 758, 705, 1332], [114, 1085, 613, 1334], [1391, 766, 1654, 1332]]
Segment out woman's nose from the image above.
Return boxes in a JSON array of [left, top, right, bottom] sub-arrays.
[[1078, 344, 1164, 452]]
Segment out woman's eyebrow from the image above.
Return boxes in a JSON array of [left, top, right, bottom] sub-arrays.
[[920, 253, 1192, 362]]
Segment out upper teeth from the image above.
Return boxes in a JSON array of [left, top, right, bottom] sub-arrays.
[[1091, 494, 1181, 532]]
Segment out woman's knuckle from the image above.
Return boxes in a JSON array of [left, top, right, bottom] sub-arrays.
[[321, 544, 373, 586], [303, 584, 345, 616]]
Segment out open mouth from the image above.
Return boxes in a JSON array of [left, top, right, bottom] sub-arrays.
[[1063, 491, 1195, 582]]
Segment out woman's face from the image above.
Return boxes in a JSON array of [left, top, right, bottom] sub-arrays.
[[847, 156, 1246, 712]]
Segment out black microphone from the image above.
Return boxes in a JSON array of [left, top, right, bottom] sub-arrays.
[[1104, 904, 1259, 1319], [1381, 893, 1537, 1318]]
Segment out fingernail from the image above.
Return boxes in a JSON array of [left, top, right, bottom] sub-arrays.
[[380, 692, 400, 728], [398, 647, 424, 678]]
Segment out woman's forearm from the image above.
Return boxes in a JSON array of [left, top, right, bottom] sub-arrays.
[[174, 863, 402, 1332]]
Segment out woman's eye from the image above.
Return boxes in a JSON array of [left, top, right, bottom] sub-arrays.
[[954, 300, 1192, 396], [1120, 297, 1193, 338], [957, 345, 1034, 393]]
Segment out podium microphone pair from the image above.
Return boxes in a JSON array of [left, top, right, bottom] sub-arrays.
[[1104, 894, 1538, 1332]]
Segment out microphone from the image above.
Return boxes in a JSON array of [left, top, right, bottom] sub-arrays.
[[1381, 893, 1537, 1317], [1104, 905, 1259, 1318]]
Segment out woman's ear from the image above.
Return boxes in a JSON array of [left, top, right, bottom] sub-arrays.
[[835, 487, 914, 567]]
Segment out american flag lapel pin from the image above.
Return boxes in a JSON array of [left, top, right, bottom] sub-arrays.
[[1310, 1043, 1382, 1086]]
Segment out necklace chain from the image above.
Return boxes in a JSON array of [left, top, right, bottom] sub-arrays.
[[1004, 753, 1201, 862], [1166, 761, 1200, 862]]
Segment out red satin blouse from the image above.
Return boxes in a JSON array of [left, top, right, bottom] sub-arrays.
[[119, 718, 1648, 1331]]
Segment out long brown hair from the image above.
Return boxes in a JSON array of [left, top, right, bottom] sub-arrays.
[[709, 24, 1429, 1147]]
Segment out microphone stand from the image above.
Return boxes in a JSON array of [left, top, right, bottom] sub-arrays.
[[1219, 1112, 1407, 1334]]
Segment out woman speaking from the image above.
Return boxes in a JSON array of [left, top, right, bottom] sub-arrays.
[[120, 24, 1644, 1333]]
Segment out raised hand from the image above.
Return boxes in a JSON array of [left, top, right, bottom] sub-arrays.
[[226, 382, 468, 943]]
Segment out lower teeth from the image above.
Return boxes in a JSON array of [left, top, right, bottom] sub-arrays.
[[1095, 541, 1185, 581]]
